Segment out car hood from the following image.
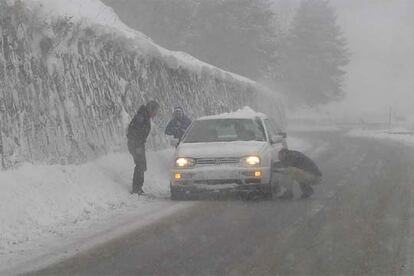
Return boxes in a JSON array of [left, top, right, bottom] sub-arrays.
[[176, 141, 267, 158]]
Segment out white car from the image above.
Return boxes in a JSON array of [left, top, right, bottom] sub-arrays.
[[170, 107, 286, 200]]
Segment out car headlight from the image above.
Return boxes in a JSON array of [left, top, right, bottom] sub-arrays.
[[241, 156, 261, 166], [175, 157, 195, 168]]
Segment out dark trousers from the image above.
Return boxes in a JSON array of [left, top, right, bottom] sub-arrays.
[[132, 164, 145, 193], [128, 141, 147, 193], [284, 167, 320, 196]]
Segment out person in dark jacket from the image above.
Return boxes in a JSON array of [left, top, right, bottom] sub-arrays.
[[274, 148, 322, 199], [127, 100, 159, 195], [165, 106, 192, 140]]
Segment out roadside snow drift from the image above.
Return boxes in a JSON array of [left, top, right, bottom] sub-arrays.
[[348, 128, 414, 148], [0, 149, 173, 256]]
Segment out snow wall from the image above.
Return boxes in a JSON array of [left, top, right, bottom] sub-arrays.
[[0, 0, 285, 167]]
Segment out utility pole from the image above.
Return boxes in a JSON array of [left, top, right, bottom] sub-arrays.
[[388, 106, 392, 130]]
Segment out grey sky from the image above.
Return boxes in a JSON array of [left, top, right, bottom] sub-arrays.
[[331, 0, 414, 119]]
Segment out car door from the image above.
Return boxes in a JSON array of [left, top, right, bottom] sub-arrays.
[[262, 118, 286, 192], [263, 118, 285, 161]]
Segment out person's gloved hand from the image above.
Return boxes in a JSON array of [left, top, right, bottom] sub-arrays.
[[272, 161, 287, 174], [274, 168, 288, 174]]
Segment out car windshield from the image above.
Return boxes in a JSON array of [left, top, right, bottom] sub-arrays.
[[183, 119, 266, 143]]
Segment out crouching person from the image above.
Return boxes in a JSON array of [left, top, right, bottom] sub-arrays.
[[127, 100, 159, 195], [275, 148, 322, 199]]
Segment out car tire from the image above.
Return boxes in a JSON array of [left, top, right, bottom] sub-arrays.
[[270, 162, 281, 195], [263, 191, 273, 200], [171, 189, 186, 201], [239, 192, 251, 201]]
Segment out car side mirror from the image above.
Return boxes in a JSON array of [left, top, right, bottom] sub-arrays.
[[169, 138, 179, 147], [270, 135, 284, 144], [278, 132, 287, 139]]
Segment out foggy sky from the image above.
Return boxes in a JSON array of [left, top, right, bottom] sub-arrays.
[[274, 0, 413, 120], [330, 0, 414, 120]]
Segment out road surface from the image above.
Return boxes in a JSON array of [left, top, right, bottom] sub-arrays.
[[28, 132, 414, 275]]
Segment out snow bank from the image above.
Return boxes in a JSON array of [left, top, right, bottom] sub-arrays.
[[21, 0, 256, 85], [23, 0, 137, 36], [0, 0, 285, 166], [0, 149, 174, 257], [347, 128, 414, 148]]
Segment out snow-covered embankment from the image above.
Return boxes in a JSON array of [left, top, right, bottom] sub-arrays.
[[0, 148, 190, 272], [0, 0, 284, 167]]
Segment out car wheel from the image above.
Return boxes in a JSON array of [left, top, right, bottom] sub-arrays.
[[263, 191, 273, 200], [171, 189, 186, 200], [270, 163, 281, 195]]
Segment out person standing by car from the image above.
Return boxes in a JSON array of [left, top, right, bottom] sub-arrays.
[[127, 100, 159, 195], [165, 106, 192, 140], [274, 148, 322, 199]]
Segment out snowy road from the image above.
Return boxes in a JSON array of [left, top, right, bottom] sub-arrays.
[[27, 132, 414, 275]]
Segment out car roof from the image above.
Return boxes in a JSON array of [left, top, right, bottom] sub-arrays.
[[198, 106, 268, 121]]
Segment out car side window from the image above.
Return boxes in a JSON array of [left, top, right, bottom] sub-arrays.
[[264, 119, 277, 138], [255, 118, 267, 140]]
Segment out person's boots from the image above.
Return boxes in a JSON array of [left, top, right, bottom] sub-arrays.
[[137, 188, 145, 195], [131, 183, 139, 194], [300, 183, 314, 199], [278, 190, 294, 200]]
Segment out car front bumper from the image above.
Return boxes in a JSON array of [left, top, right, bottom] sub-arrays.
[[170, 166, 272, 197]]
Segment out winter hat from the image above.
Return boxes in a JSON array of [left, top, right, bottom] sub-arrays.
[[174, 106, 183, 112], [146, 100, 160, 113], [173, 106, 184, 115]]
